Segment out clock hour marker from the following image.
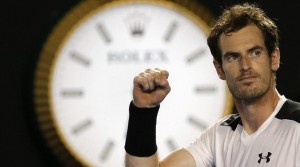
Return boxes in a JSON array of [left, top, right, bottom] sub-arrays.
[[164, 21, 178, 42], [72, 119, 92, 135], [97, 23, 111, 43], [194, 86, 216, 93], [61, 89, 83, 97], [70, 52, 90, 67], [188, 116, 207, 130], [186, 48, 206, 63], [166, 138, 178, 152], [100, 140, 114, 161]]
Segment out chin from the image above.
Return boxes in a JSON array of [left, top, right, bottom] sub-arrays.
[[236, 87, 268, 102]]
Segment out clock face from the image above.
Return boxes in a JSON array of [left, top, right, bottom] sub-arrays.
[[34, 0, 232, 167]]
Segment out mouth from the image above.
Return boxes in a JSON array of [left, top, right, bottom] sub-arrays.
[[237, 75, 258, 82]]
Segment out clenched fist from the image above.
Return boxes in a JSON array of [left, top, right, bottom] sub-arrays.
[[133, 68, 171, 108]]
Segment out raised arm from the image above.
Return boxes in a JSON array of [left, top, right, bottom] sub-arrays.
[[124, 68, 196, 167]]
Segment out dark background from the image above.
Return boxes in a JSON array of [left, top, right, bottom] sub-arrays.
[[1, 0, 300, 166]]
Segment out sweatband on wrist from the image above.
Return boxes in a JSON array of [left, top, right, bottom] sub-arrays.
[[124, 101, 160, 157]]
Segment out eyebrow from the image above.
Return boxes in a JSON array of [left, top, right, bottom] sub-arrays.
[[247, 45, 264, 53], [223, 45, 265, 58]]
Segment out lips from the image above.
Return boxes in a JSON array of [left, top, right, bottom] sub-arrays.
[[237, 74, 258, 82], [239, 76, 256, 81]]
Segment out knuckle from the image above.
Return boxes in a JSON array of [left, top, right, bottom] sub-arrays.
[[161, 70, 169, 78], [145, 68, 152, 73]]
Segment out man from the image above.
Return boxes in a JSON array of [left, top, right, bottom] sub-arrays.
[[124, 3, 300, 167]]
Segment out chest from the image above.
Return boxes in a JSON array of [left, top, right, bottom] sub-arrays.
[[215, 122, 299, 167]]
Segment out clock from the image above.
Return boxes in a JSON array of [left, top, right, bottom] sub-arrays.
[[33, 0, 233, 166]]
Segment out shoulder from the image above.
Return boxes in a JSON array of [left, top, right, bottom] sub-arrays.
[[276, 99, 300, 123], [219, 114, 241, 130], [188, 115, 239, 143]]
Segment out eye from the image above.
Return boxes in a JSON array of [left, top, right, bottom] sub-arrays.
[[225, 53, 238, 62], [251, 49, 262, 57]]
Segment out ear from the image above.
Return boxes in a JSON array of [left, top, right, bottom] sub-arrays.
[[213, 59, 225, 80], [271, 48, 280, 72]]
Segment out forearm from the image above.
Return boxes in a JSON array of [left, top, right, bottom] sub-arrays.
[[125, 152, 159, 167]]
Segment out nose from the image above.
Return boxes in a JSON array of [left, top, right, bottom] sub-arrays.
[[239, 55, 251, 72]]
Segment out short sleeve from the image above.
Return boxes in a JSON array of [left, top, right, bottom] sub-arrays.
[[185, 123, 217, 167]]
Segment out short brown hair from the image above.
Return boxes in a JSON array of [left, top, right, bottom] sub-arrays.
[[207, 3, 279, 63]]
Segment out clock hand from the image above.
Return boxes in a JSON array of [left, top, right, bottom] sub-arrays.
[[188, 116, 207, 130]]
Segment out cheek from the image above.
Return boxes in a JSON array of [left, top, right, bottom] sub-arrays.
[[222, 64, 239, 80], [262, 67, 274, 80], [258, 61, 273, 77]]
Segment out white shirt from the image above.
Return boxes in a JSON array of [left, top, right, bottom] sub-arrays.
[[186, 96, 300, 167]]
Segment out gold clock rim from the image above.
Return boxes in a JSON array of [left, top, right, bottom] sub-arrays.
[[33, 0, 233, 166]]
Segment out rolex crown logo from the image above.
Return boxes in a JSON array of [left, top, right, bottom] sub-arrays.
[[130, 21, 144, 37], [125, 12, 149, 38]]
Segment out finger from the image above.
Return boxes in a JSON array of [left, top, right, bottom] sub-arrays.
[[152, 68, 169, 79], [136, 72, 155, 91], [145, 69, 164, 88], [144, 68, 169, 87], [159, 69, 169, 79], [146, 68, 161, 79], [142, 72, 155, 91], [134, 75, 149, 91]]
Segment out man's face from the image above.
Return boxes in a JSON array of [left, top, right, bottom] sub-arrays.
[[214, 24, 280, 101]]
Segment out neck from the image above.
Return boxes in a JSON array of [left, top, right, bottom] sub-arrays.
[[234, 89, 280, 135]]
